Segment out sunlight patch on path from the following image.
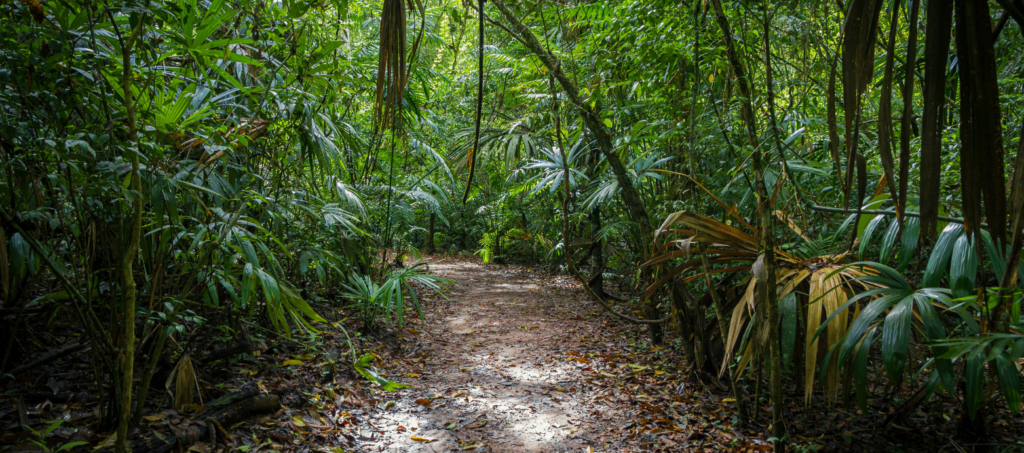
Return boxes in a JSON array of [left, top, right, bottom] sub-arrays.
[[369, 260, 595, 452]]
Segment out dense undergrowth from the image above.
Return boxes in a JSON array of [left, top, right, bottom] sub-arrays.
[[2, 0, 1024, 451]]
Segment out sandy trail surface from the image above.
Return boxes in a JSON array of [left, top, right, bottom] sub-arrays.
[[366, 257, 651, 452]]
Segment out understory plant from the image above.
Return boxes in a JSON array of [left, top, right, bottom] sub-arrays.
[[475, 232, 496, 263], [819, 222, 1024, 420], [341, 263, 451, 331]]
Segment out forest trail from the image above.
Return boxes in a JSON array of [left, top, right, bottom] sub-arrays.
[[365, 257, 666, 452]]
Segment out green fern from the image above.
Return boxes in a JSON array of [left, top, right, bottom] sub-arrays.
[[475, 232, 496, 263]]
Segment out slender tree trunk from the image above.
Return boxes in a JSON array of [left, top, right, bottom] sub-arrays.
[[919, 0, 954, 244], [117, 16, 146, 453], [760, 10, 786, 447], [491, 0, 665, 330], [589, 207, 604, 298], [955, 0, 1007, 243], [131, 204, 247, 427], [699, 243, 749, 426], [898, 0, 921, 231], [876, 1, 902, 216], [426, 213, 435, 254], [710, 0, 784, 448], [489, 0, 653, 242]]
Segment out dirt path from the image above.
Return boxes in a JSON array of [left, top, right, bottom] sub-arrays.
[[365, 257, 655, 452]]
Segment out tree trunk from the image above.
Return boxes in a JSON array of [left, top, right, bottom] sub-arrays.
[[589, 207, 604, 299], [919, 0, 954, 244], [954, 0, 1007, 243], [492, 0, 664, 332], [709, 0, 784, 447], [426, 212, 435, 254], [699, 244, 749, 425], [899, 0, 921, 230], [489, 0, 653, 241], [117, 16, 146, 453]]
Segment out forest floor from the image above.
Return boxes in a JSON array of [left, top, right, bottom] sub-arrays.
[[4, 256, 1023, 452], [364, 256, 768, 453], [355, 256, 1024, 453]]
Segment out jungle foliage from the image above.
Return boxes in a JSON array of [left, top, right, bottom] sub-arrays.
[[2, 0, 1024, 450]]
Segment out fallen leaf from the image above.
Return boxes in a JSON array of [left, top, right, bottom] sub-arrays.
[[292, 416, 306, 427], [411, 436, 435, 442], [93, 432, 117, 450], [187, 444, 211, 453], [281, 359, 303, 367], [465, 418, 487, 429], [415, 398, 433, 406], [142, 413, 167, 422]]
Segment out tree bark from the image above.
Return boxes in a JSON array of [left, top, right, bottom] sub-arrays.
[[877, 1, 903, 217], [116, 16, 146, 453], [589, 207, 604, 298], [954, 0, 1007, 243], [426, 212, 435, 254], [699, 244, 749, 426], [710, 0, 784, 447], [919, 0, 954, 244], [899, 0, 921, 229], [492, 0, 665, 330], [489, 0, 653, 243]]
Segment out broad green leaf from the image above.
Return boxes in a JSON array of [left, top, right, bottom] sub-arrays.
[[853, 327, 877, 410], [897, 217, 920, 272], [879, 219, 899, 264], [965, 357, 984, 420], [858, 214, 886, 258], [923, 223, 963, 287], [881, 295, 914, 382], [949, 234, 977, 299]]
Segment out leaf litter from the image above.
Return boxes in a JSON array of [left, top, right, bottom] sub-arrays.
[[4, 255, 1020, 452]]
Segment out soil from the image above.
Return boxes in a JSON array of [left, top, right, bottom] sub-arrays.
[[364, 256, 730, 452], [7, 255, 1021, 452]]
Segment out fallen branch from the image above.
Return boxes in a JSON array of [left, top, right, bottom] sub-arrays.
[[96, 383, 279, 453], [199, 341, 264, 364], [3, 342, 88, 377], [16, 391, 96, 404], [0, 302, 55, 316]]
